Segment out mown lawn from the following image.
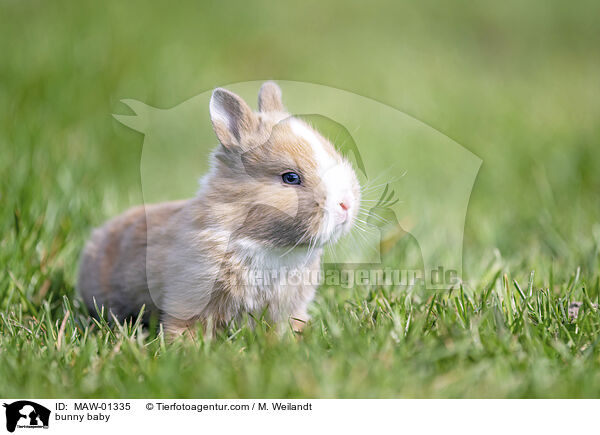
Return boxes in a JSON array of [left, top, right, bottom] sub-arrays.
[[1, 0, 600, 397]]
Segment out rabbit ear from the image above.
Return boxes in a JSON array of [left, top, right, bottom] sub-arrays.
[[209, 88, 257, 149], [258, 81, 285, 112]]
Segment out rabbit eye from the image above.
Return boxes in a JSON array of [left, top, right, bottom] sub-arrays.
[[282, 172, 301, 185]]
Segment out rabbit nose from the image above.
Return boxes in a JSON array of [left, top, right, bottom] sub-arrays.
[[339, 195, 352, 211]]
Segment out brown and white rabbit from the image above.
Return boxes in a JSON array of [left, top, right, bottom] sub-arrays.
[[77, 82, 360, 337]]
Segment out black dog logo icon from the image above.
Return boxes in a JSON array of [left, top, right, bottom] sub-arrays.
[[3, 401, 50, 432]]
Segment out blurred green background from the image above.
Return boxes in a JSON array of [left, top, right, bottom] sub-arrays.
[[1, 0, 600, 397], [3, 0, 599, 277]]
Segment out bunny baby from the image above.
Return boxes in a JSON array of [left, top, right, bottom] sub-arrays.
[[78, 82, 360, 337]]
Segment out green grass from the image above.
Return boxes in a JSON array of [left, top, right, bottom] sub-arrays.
[[1, 0, 600, 398]]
